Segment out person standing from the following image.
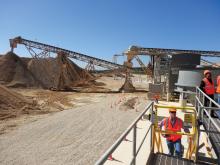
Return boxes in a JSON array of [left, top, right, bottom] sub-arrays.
[[216, 75, 220, 105], [159, 108, 188, 157], [199, 70, 215, 117]]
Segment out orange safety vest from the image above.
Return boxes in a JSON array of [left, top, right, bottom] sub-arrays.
[[216, 76, 220, 93], [164, 117, 182, 142], [203, 78, 215, 95]]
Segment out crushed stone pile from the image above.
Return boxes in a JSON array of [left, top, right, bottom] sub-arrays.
[[0, 85, 39, 120], [0, 52, 94, 90]]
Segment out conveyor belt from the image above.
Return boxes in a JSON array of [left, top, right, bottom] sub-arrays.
[[203, 117, 220, 157], [127, 46, 220, 57], [150, 153, 203, 165], [10, 36, 123, 70]]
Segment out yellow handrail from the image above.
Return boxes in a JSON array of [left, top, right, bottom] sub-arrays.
[[154, 104, 195, 110], [152, 104, 198, 162], [154, 104, 196, 135]]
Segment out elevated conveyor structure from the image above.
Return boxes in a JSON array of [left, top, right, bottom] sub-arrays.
[[123, 45, 220, 91], [9, 36, 123, 70], [126, 46, 220, 57]]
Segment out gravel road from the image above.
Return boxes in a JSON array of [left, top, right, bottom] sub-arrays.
[[0, 94, 149, 165]]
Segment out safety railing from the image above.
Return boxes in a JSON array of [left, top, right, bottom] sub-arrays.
[[195, 87, 220, 162], [95, 101, 154, 165], [195, 87, 220, 132]]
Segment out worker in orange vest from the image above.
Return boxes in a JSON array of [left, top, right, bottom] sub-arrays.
[[159, 108, 189, 157], [216, 75, 220, 105], [199, 70, 215, 117]]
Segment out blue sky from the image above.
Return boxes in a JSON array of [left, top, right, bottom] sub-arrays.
[[0, 0, 220, 66]]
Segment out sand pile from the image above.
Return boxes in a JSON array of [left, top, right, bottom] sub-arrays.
[[52, 53, 92, 89], [0, 52, 94, 90], [119, 78, 135, 92], [0, 85, 39, 120], [35, 90, 74, 111], [0, 52, 41, 88], [26, 53, 94, 90], [119, 97, 138, 110]]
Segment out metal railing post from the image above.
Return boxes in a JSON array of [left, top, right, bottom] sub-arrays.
[[195, 88, 200, 162], [195, 115, 200, 163], [202, 93, 205, 105], [207, 100, 212, 138], [195, 89, 198, 112], [202, 94, 205, 122], [133, 124, 137, 165], [198, 104, 201, 120], [195, 90, 199, 117], [150, 103, 154, 152]]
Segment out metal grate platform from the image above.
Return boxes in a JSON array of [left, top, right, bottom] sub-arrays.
[[151, 153, 209, 165]]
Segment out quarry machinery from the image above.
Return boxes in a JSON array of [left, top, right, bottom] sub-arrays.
[[123, 45, 220, 95], [9, 36, 126, 90], [9, 37, 220, 92], [113, 54, 153, 76]]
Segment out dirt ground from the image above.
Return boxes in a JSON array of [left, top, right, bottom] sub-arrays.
[[0, 75, 151, 165], [95, 74, 151, 91], [0, 74, 150, 134], [0, 92, 149, 165]]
